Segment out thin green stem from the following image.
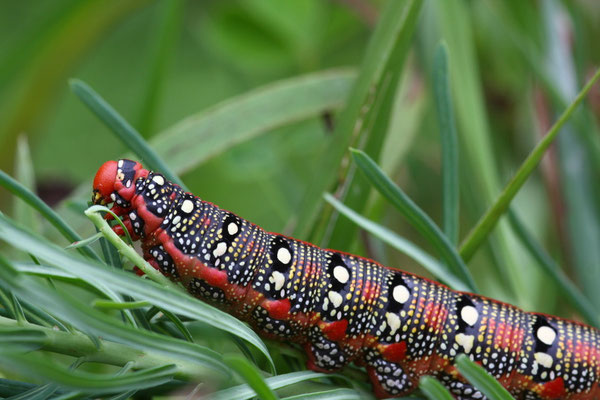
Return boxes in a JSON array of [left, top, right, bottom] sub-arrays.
[[92, 300, 150, 310], [84, 205, 178, 290], [460, 68, 600, 261]]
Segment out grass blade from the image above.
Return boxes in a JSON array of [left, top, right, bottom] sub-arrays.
[[92, 300, 150, 310], [459, 67, 600, 262], [209, 371, 334, 400], [351, 148, 477, 292], [541, 1, 600, 309], [455, 354, 515, 400], [0, 379, 37, 398], [322, 0, 424, 250], [156, 307, 194, 343], [149, 69, 354, 175], [508, 209, 600, 327], [64, 231, 102, 250], [0, 169, 100, 262], [0, 352, 176, 395], [324, 193, 468, 291], [5, 383, 57, 400], [224, 355, 278, 400], [69, 79, 188, 191], [135, 0, 183, 136], [432, 42, 459, 245], [0, 213, 273, 372], [0, 313, 210, 383], [281, 389, 362, 400], [294, 0, 424, 239], [419, 376, 454, 400], [61, 70, 354, 211], [13, 135, 38, 232], [433, 0, 532, 303], [0, 256, 229, 379]]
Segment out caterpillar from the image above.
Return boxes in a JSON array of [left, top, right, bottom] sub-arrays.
[[92, 159, 600, 400]]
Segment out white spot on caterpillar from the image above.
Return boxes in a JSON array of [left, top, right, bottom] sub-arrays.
[[213, 242, 227, 258], [333, 265, 349, 284], [181, 199, 194, 213], [152, 175, 165, 185], [537, 326, 556, 346], [328, 291, 343, 308], [534, 352, 553, 369], [227, 222, 239, 235], [386, 312, 401, 334], [456, 333, 475, 353], [270, 271, 285, 291], [392, 285, 410, 304], [461, 305, 479, 326], [118, 160, 123, 168], [277, 247, 291, 264]]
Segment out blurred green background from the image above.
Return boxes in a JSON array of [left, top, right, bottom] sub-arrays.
[[1, 0, 600, 342], [2, 0, 600, 398]]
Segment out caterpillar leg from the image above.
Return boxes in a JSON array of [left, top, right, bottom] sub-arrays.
[[436, 372, 487, 400], [145, 244, 179, 279], [363, 349, 414, 398], [304, 326, 348, 372]]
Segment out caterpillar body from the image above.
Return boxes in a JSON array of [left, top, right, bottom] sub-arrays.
[[92, 159, 600, 400]]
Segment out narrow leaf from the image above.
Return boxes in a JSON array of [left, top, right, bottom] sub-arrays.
[[135, 0, 183, 136], [351, 149, 477, 292], [324, 193, 468, 292], [69, 79, 188, 191], [281, 389, 362, 400], [0, 352, 176, 395], [322, 0, 424, 250], [92, 300, 150, 310], [508, 209, 600, 327], [149, 70, 354, 175], [224, 355, 278, 400], [0, 213, 272, 372], [419, 376, 454, 400], [0, 169, 100, 261], [13, 135, 38, 232], [459, 68, 600, 262], [294, 0, 424, 238], [209, 371, 333, 400], [455, 354, 515, 400], [5, 383, 57, 400], [432, 42, 459, 245]]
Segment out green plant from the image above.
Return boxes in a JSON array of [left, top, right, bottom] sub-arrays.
[[1, 1, 600, 399]]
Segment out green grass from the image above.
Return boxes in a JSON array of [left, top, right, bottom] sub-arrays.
[[0, 1, 599, 399]]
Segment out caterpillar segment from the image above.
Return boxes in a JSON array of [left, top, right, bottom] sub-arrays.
[[92, 159, 600, 400]]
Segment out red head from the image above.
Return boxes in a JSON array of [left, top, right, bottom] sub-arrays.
[[92, 159, 146, 206]]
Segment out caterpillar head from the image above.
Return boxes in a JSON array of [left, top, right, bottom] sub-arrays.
[[92, 159, 146, 207]]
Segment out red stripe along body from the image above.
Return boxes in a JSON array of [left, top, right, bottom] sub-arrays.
[[92, 159, 600, 400]]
